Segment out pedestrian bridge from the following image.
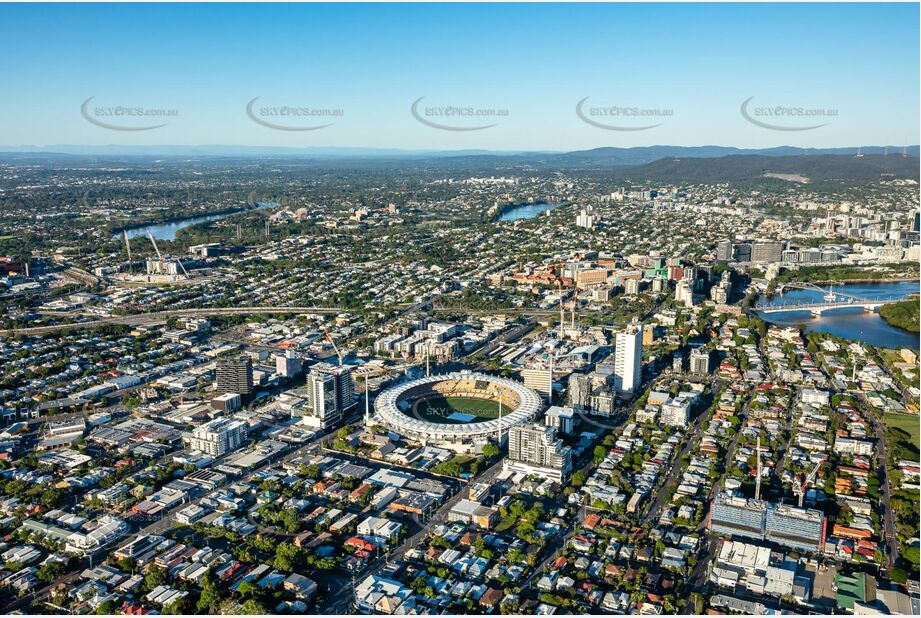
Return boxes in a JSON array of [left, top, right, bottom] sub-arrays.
[[758, 282, 904, 317]]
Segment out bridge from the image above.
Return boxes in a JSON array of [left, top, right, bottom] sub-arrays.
[[0, 306, 366, 336], [758, 283, 905, 317]]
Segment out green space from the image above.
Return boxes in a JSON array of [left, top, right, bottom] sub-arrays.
[[411, 395, 503, 424], [879, 299, 920, 333], [884, 412, 920, 449]]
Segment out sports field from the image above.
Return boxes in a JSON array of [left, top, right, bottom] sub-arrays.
[[412, 396, 504, 424], [884, 412, 920, 448]]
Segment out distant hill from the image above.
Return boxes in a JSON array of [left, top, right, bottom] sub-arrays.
[[615, 153, 921, 183], [552, 145, 921, 167]]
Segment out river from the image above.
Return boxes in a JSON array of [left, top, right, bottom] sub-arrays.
[[498, 202, 560, 221], [758, 280, 919, 350], [116, 202, 277, 241]]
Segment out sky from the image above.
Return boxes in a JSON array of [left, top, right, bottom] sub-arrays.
[[0, 2, 918, 152]]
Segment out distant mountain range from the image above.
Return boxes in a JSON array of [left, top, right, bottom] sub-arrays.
[[1, 144, 917, 162], [0, 144, 917, 184], [616, 153, 921, 183]]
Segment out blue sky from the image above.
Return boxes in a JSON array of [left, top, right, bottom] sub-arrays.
[[0, 3, 918, 151]]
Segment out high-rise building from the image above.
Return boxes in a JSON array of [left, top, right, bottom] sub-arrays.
[[521, 367, 553, 400], [275, 350, 303, 378], [216, 356, 254, 400], [651, 276, 667, 293], [675, 279, 694, 307], [302, 362, 356, 429], [544, 406, 576, 435], [642, 324, 656, 346], [624, 278, 641, 295], [576, 208, 596, 229], [672, 352, 683, 374], [765, 503, 827, 552], [567, 373, 593, 411], [189, 417, 248, 456], [505, 423, 572, 482], [709, 494, 826, 552], [709, 494, 768, 540], [690, 348, 711, 376], [733, 243, 753, 263], [614, 324, 642, 394], [716, 239, 734, 262], [751, 241, 785, 263]]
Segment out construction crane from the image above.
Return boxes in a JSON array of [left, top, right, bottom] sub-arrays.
[[122, 230, 133, 272], [794, 457, 826, 507], [323, 328, 343, 366], [147, 231, 189, 278]]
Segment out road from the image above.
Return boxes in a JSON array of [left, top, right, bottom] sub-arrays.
[[646, 379, 725, 523], [869, 411, 900, 570]]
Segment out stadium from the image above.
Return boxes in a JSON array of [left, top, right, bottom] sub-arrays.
[[373, 371, 544, 453]]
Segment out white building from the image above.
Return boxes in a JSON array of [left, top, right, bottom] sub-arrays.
[[188, 418, 247, 457], [504, 423, 571, 482], [614, 325, 643, 394]]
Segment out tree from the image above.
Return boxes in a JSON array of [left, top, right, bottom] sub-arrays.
[[273, 542, 302, 572], [144, 564, 168, 591], [593, 446, 608, 462], [236, 580, 260, 599], [482, 442, 501, 459], [36, 560, 67, 583], [241, 599, 268, 615], [197, 571, 221, 614]]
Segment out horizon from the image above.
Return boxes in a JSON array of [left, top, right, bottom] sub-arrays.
[[1, 3, 919, 150]]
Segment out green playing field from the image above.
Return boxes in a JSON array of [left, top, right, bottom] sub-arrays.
[[411, 396, 504, 424]]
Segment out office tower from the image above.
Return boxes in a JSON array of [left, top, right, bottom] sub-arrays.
[[751, 241, 785, 263], [504, 423, 572, 482], [716, 239, 734, 262], [189, 418, 247, 456], [521, 367, 553, 400], [614, 324, 642, 394], [567, 373, 592, 411], [216, 356, 254, 400], [913, 211, 920, 233], [690, 348, 711, 376], [733, 243, 753, 262]]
